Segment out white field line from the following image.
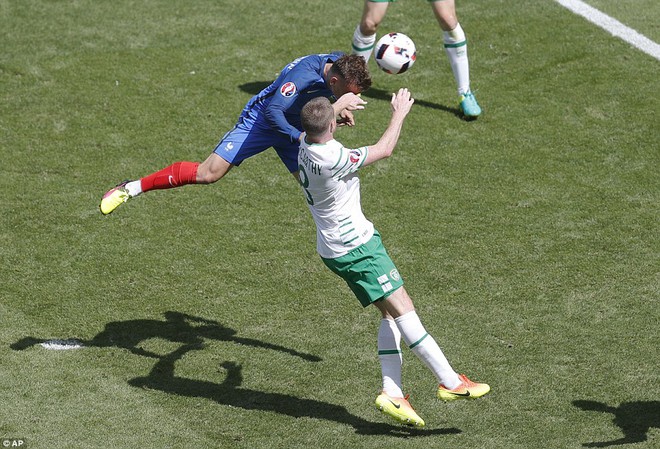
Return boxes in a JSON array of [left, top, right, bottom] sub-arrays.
[[40, 339, 84, 350], [554, 0, 660, 61]]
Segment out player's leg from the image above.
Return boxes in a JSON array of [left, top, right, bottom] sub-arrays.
[[374, 287, 462, 389], [374, 287, 490, 400], [137, 155, 225, 191], [352, 0, 391, 61], [100, 124, 265, 215], [99, 156, 229, 215], [373, 309, 428, 425], [377, 311, 404, 398], [429, 0, 482, 117], [321, 234, 424, 426]]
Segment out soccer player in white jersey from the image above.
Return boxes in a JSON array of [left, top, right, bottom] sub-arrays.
[[297, 91, 490, 427], [351, 0, 482, 118]]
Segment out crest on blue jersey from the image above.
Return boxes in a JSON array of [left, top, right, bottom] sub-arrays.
[[280, 82, 297, 97]]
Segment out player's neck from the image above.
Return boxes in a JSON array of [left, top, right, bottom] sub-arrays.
[[306, 132, 333, 145]]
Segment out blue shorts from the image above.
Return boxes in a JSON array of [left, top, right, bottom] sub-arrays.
[[213, 119, 299, 173]]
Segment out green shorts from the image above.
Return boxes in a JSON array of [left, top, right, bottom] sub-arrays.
[[322, 231, 404, 307]]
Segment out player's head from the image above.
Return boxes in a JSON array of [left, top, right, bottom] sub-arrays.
[[301, 97, 336, 139], [327, 54, 372, 97]]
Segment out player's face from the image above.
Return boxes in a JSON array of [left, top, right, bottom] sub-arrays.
[[330, 76, 361, 98]]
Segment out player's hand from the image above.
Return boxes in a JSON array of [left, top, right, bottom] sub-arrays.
[[390, 88, 414, 118], [337, 110, 355, 127], [338, 92, 367, 111]]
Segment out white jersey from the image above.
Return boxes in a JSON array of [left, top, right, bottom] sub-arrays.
[[298, 135, 374, 259]]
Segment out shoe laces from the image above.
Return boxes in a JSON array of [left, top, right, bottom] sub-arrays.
[[439, 374, 474, 391], [458, 373, 477, 387], [461, 89, 480, 100]]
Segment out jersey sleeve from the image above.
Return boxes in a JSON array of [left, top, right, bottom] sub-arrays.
[[264, 67, 317, 143], [330, 146, 369, 180]]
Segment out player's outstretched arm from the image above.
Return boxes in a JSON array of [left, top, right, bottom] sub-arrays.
[[363, 88, 414, 166]]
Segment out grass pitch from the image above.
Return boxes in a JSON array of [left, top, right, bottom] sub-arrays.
[[1, 1, 658, 448]]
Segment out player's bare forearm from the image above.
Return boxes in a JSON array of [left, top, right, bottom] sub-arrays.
[[364, 116, 405, 165], [364, 88, 413, 166]]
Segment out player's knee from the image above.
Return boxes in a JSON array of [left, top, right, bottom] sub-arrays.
[[197, 155, 231, 184], [196, 166, 224, 184], [360, 20, 379, 36]]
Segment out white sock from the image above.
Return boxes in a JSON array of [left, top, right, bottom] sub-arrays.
[[443, 23, 471, 96], [352, 24, 376, 62], [125, 180, 143, 197], [378, 318, 403, 397], [395, 311, 461, 389]]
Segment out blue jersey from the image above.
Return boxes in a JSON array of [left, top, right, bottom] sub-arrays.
[[240, 52, 343, 143]]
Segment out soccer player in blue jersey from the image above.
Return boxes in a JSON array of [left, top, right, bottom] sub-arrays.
[[351, 0, 482, 118], [100, 53, 371, 215]]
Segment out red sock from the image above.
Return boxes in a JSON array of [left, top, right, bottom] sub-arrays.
[[140, 162, 200, 192]]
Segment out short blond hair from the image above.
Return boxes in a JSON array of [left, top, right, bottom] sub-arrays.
[[301, 97, 335, 137]]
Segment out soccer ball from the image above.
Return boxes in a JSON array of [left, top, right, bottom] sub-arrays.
[[374, 33, 417, 74]]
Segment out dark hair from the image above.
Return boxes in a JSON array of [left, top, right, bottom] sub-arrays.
[[301, 97, 335, 136], [330, 54, 372, 92]]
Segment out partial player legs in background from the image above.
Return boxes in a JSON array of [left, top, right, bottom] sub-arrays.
[[352, 24, 377, 61], [443, 24, 482, 117], [352, 0, 482, 118], [431, 0, 482, 117], [351, 1, 388, 61]]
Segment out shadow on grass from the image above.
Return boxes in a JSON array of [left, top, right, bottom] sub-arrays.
[[129, 343, 460, 437], [10, 311, 320, 362], [238, 82, 466, 120], [573, 400, 660, 447], [11, 311, 460, 437]]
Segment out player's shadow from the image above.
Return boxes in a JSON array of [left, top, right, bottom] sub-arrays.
[[10, 311, 320, 362], [238, 82, 465, 119], [573, 400, 660, 447], [11, 311, 460, 437], [129, 344, 460, 437]]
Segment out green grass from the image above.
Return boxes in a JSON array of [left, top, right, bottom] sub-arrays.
[[1, 0, 658, 448]]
